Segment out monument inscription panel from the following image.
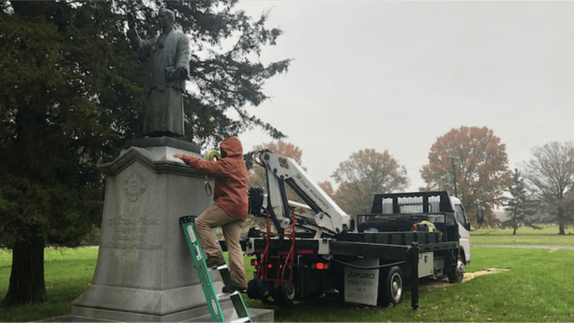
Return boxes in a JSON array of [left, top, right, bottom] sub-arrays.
[[101, 170, 162, 250], [103, 170, 162, 251], [92, 163, 169, 289]]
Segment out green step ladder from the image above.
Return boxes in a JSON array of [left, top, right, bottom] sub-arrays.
[[180, 216, 252, 323]]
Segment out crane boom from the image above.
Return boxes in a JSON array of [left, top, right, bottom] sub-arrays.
[[255, 150, 351, 236]]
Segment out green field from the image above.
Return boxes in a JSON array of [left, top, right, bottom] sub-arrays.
[[243, 247, 574, 322], [472, 225, 574, 246], [1, 239, 574, 322], [0, 247, 99, 322]]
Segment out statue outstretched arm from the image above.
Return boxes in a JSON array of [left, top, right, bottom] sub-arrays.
[[127, 22, 152, 58]]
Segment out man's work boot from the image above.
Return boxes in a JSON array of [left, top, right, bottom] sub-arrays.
[[206, 255, 226, 268]]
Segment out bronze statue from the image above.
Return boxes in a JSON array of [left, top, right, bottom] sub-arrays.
[[128, 8, 190, 137]]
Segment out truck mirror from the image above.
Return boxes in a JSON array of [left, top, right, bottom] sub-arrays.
[[476, 209, 484, 224]]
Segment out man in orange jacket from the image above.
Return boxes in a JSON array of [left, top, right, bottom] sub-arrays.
[[174, 137, 248, 293]]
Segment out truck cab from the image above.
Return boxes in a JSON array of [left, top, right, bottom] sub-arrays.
[[451, 196, 471, 265]]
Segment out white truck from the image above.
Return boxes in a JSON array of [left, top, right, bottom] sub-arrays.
[[243, 150, 480, 308]]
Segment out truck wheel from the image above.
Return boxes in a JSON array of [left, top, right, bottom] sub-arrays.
[[255, 279, 271, 300], [247, 279, 258, 300], [448, 259, 465, 283], [381, 266, 403, 305], [280, 281, 296, 304]]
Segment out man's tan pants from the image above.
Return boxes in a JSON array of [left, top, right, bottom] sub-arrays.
[[195, 205, 248, 287]]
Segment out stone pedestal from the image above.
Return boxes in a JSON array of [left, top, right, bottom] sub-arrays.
[[71, 138, 239, 322]]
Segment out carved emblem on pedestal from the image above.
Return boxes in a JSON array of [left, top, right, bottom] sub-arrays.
[[124, 172, 146, 202]]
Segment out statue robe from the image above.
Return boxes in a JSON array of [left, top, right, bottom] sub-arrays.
[[128, 28, 190, 137]]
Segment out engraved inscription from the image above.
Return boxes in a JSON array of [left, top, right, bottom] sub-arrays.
[[103, 209, 162, 250]]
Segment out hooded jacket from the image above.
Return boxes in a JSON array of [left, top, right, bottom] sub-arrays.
[[180, 137, 248, 221]]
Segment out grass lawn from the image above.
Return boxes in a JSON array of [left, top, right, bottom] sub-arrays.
[[0, 247, 98, 322], [472, 225, 574, 246], [1, 243, 574, 322], [243, 247, 574, 322]]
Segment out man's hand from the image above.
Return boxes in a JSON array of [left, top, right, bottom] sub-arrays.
[[173, 153, 185, 160]]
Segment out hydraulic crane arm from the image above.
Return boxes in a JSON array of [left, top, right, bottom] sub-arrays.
[[254, 150, 350, 236]]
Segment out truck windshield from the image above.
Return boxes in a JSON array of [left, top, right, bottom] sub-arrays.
[[454, 204, 468, 227]]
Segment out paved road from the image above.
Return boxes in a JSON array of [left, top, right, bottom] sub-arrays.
[[472, 244, 574, 250]]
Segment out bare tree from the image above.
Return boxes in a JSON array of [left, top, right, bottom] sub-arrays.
[[523, 142, 574, 235]]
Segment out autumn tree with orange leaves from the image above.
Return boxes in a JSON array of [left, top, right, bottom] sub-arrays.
[[332, 149, 409, 216], [420, 126, 512, 226], [318, 181, 335, 198]]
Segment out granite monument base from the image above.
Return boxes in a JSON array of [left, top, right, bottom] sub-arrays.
[[71, 138, 273, 322]]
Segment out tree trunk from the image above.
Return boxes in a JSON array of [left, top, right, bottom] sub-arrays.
[[2, 236, 47, 306], [512, 205, 518, 235], [558, 208, 566, 235]]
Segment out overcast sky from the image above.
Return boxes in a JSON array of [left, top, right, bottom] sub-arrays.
[[233, 1, 574, 192]]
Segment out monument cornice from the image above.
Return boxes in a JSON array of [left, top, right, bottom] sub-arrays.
[[98, 146, 204, 178]]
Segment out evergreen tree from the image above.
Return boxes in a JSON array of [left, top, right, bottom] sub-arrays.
[[0, 2, 137, 305], [0, 1, 289, 305], [504, 169, 540, 234]]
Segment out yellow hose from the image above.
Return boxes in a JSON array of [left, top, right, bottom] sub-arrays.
[[206, 150, 221, 161]]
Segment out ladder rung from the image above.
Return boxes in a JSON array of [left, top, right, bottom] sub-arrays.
[[216, 291, 240, 300], [230, 317, 250, 323]]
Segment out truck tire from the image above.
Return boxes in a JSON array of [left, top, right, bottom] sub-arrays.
[[381, 266, 404, 305], [448, 252, 465, 283]]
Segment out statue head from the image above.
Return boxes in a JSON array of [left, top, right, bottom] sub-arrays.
[[158, 8, 175, 28]]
